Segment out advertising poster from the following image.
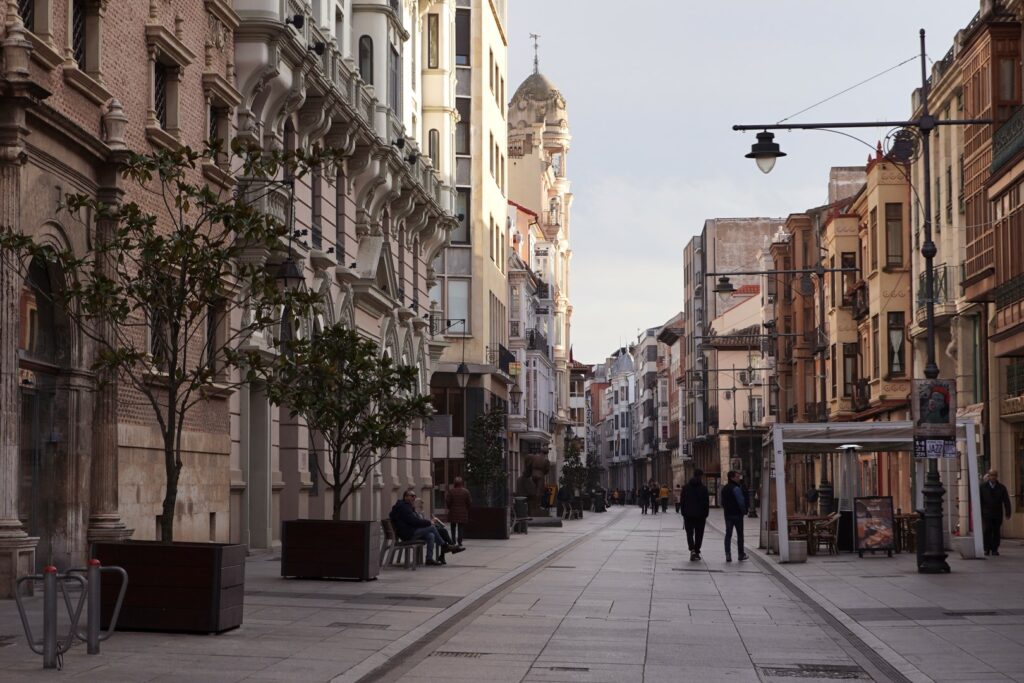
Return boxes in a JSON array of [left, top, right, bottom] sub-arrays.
[[912, 378, 956, 438], [854, 496, 896, 553]]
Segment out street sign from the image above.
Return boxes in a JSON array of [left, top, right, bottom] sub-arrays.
[[913, 436, 956, 459]]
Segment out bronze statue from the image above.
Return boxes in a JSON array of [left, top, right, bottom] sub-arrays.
[[516, 453, 551, 515]]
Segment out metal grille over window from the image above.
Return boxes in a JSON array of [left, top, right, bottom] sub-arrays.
[[72, 0, 86, 68], [18, 0, 34, 31], [154, 62, 168, 128]]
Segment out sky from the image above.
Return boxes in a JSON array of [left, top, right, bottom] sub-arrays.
[[505, 0, 978, 364]]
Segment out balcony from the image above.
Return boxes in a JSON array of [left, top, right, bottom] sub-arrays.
[[527, 328, 550, 359], [509, 320, 521, 338], [852, 378, 871, 412], [992, 103, 1024, 173], [995, 271, 1024, 311], [916, 264, 959, 324], [851, 284, 869, 320]]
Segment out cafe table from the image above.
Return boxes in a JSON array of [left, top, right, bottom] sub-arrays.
[[787, 514, 831, 555]]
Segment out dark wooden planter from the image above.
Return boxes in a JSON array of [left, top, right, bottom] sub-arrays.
[[464, 506, 510, 540], [93, 540, 245, 634], [281, 519, 380, 581]]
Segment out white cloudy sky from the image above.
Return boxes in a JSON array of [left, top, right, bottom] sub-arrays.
[[506, 1, 976, 363]]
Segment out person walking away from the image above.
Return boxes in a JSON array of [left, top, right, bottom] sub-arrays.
[[639, 485, 649, 515], [681, 469, 710, 561], [659, 483, 670, 513], [675, 484, 683, 514], [557, 483, 573, 518], [980, 470, 1012, 556], [445, 477, 472, 547], [649, 481, 659, 515], [722, 470, 748, 562]]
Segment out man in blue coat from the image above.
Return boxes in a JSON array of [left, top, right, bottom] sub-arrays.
[[721, 470, 749, 562]]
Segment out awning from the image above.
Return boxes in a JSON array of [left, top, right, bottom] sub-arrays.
[[765, 420, 971, 454]]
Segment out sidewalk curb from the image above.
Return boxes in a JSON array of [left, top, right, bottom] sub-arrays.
[[744, 542, 934, 683], [331, 509, 620, 683]]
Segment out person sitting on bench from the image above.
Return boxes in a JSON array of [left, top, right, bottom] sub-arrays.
[[389, 489, 458, 566]]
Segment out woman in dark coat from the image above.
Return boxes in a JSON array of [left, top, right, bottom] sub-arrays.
[[680, 469, 710, 561], [445, 477, 472, 546]]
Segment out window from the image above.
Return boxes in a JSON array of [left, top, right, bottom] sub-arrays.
[[887, 312, 905, 377], [455, 9, 470, 66], [871, 314, 880, 379], [427, 13, 439, 68], [453, 189, 470, 243], [388, 45, 401, 115], [885, 203, 903, 268], [489, 132, 495, 178], [154, 61, 169, 128], [488, 216, 494, 261], [19, 0, 34, 32], [335, 166, 347, 261], [829, 255, 836, 307], [841, 252, 856, 306], [205, 301, 226, 376], [869, 207, 878, 271], [150, 311, 169, 371], [843, 343, 857, 397], [428, 128, 440, 169], [311, 165, 323, 250], [455, 98, 470, 155], [446, 279, 469, 331], [831, 343, 837, 398], [72, 0, 86, 68], [359, 35, 373, 85], [334, 8, 344, 43], [488, 49, 494, 93]]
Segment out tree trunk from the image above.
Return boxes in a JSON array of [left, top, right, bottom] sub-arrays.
[[332, 486, 342, 521], [161, 438, 180, 543]]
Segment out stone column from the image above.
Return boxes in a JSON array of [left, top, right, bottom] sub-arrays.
[[0, 9, 40, 594], [87, 106, 133, 545]]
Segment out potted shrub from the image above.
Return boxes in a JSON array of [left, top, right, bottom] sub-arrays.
[[3, 144, 329, 632], [464, 406, 511, 540], [559, 434, 587, 518], [266, 324, 433, 580]]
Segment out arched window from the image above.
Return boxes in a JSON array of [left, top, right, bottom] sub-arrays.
[[428, 129, 440, 169], [359, 35, 373, 86], [19, 257, 61, 365]]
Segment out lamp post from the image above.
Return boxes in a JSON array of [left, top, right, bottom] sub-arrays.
[[734, 30, 990, 574]]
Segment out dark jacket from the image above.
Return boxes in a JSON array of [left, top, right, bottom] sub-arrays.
[[389, 499, 431, 540], [680, 477, 710, 518], [721, 481, 747, 517], [445, 486, 472, 524], [979, 480, 1012, 519], [557, 485, 573, 503]]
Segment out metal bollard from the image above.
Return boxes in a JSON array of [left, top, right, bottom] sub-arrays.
[[86, 560, 100, 654], [42, 567, 58, 670]]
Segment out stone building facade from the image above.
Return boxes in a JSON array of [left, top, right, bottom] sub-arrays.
[[0, 0, 458, 593]]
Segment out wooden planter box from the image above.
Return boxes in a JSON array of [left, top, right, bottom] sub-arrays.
[[281, 519, 380, 581], [93, 540, 245, 634], [464, 506, 510, 540]]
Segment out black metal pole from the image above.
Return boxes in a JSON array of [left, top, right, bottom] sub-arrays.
[[916, 28, 950, 574]]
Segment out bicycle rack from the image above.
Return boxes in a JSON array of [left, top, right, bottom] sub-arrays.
[[13, 560, 128, 669]]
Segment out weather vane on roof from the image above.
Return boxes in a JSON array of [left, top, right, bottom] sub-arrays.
[[530, 33, 541, 74]]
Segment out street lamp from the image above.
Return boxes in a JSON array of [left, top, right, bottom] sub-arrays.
[[509, 382, 523, 413], [735, 30, 990, 574]]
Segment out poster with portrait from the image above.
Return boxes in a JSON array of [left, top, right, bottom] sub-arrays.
[[854, 496, 896, 553], [912, 378, 956, 438]]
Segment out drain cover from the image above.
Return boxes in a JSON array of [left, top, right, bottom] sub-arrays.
[[432, 651, 485, 658], [327, 622, 388, 630], [760, 664, 868, 679], [383, 595, 435, 601], [548, 666, 589, 672], [547, 565, 577, 569], [942, 610, 999, 617]]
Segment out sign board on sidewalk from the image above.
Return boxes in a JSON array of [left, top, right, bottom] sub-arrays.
[[854, 496, 895, 553]]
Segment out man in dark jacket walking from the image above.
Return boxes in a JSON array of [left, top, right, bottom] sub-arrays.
[[639, 485, 650, 514], [980, 470, 1013, 556], [722, 470, 748, 562], [680, 469, 710, 561], [445, 477, 472, 546]]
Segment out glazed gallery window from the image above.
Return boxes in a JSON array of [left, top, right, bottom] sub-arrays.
[[388, 45, 401, 116], [455, 9, 470, 66], [871, 315, 880, 379], [843, 343, 858, 397], [455, 98, 470, 155], [445, 279, 469, 330], [885, 203, 904, 268], [869, 207, 878, 271], [453, 189, 470, 243], [887, 312, 905, 377], [841, 252, 856, 306], [358, 35, 373, 85], [427, 14, 439, 68]]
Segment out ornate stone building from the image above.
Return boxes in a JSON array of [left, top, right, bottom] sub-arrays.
[[0, 0, 457, 593]]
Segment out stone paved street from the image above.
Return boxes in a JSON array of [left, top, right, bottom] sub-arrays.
[[2, 507, 1023, 682]]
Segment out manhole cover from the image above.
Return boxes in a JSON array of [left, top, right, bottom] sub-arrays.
[[760, 664, 868, 679], [432, 651, 484, 658], [942, 610, 999, 617], [547, 565, 577, 569], [327, 622, 388, 630], [548, 666, 589, 672]]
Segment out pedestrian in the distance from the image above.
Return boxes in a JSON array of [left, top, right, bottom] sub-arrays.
[[658, 483, 670, 513], [649, 481, 659, 515], [445, 477, 472, 547], [639, 485, 650, 515], [674, 484, 683, 514], [722, 470, 748, 562], [980, 469, 1012, 556], [681, 469, 710, 561]]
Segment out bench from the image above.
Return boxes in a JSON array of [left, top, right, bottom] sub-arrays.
[[380, 519, 426, 569]]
